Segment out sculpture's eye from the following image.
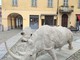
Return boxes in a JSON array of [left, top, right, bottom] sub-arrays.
[[21, 32, 25, 35]]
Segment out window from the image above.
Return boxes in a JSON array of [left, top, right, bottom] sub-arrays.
[[64, 0, 68, 7], [31, 0, 37, 7], [78, 0, 80, 8], [12, 0, 18, 6], [48, 0, 53, 8], [30, 15, 39, 29]]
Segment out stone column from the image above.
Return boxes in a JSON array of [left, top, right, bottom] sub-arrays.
[[8, 17, 12, 30], [12, 17, 15, 29]]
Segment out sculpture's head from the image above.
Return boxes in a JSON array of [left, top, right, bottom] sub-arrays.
[[21, 31, 33, 42]]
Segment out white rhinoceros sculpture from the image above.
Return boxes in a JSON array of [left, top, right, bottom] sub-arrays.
[[5, 25, 73, 60]]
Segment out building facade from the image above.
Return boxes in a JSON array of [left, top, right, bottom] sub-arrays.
[[2, 0, 80, 31], [0, 5, 2, 31]]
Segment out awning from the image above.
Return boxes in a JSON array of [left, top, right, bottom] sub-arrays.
[[76, 14, 80, 21]]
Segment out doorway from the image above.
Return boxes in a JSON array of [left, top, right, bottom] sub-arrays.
[[62, 14, 68, 27]]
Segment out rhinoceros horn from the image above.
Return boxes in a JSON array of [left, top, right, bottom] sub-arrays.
[[5, 42, 21, 60]]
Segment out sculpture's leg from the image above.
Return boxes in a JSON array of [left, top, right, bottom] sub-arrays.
[[46, 49, 57, 60], [67, 40, 73, 50]]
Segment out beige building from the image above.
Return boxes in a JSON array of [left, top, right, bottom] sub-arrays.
[[0, 5, 2, 31], [2, 0, 80, 31], [0, 5, 1, 24]]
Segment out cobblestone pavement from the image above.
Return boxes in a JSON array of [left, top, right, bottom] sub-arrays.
[[66, 49, 80, 60], [73, 31, 80, 41], [0, 29, 22, 44]]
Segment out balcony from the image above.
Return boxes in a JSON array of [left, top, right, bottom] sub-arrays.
[[59, 6, 74, 13]]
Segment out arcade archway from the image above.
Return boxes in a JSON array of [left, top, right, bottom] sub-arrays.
[[7, 13, 23, 30]]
